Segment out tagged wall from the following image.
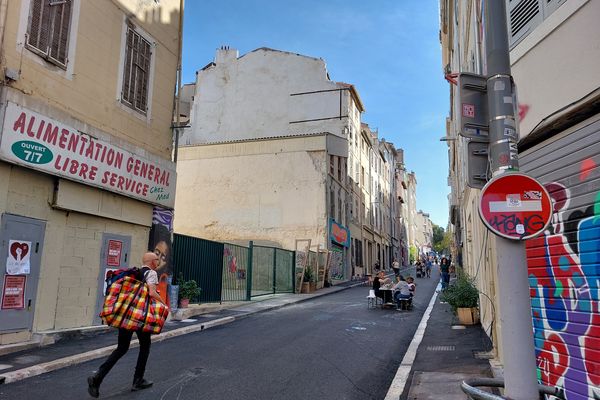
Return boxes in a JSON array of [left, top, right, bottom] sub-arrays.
[[521, 116, 600, 400]]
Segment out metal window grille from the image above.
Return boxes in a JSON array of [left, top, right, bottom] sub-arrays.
[[26, 0, 72, 68], [121, 25, 151, 114]]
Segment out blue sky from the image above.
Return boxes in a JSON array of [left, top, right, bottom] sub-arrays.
[[181, 0, 450, 227]]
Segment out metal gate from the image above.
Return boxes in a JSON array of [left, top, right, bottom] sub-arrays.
[[172, 235, 295, 302], [520, 118, 600, 400]]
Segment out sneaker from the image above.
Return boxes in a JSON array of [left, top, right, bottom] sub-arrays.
[[132, 378, 154, 391], [87, 375, 100, 398]]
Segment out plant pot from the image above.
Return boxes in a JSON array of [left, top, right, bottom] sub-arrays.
[[179, 298, 190, 308], [301, 282, 311, 293], [457, 307, 479, 325], [309, 282, 317, 292]]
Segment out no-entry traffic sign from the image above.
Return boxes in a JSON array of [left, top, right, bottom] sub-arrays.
[[479, 173, 552, 240]]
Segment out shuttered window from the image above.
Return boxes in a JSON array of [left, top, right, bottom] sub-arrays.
[[506, 0, 567, 48], [121, 25, 152, 115], [26, 0, 72, 68]]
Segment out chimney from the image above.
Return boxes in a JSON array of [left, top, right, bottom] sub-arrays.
[[215, 46, 239, 65]]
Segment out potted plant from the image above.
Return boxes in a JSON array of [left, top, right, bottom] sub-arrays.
[[177, 273, 201, 308], [302, 267, 314, 293], [441, 270, 480, 325]]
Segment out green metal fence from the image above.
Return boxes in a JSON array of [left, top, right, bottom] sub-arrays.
[[172, 233, 224, 303], [222, 243, 249, 301], [172, 234, 295, 303]]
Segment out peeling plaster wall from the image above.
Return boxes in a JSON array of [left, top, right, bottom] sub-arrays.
[[174, 136, 329, 250]]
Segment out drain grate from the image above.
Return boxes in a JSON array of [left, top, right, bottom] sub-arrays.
[[426, 345, 455, 351]]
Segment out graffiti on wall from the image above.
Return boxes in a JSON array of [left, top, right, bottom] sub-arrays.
[[526, 162, 600, 399]]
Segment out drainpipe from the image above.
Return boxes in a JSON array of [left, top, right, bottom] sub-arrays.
[[172, 0, 184, 163], [0, 0, 9, 84]]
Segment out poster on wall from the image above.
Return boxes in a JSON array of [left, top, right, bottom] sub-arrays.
[[1, 275, 26, 309], [149, 207, 173, 305], [6, 240, 32, 275], [329, 247, 345, 280], [106, 240, 123, 267]]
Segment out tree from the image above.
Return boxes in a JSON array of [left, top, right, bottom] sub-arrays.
[[433, 224, 451, 254]]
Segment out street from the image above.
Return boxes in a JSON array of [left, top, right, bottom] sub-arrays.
[[0, 270, 439, 400]]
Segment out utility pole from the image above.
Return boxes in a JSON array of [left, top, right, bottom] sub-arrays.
[[484, 1, 539, 399]]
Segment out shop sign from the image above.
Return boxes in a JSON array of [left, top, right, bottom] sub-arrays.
[[329, 219, 351, 247], [1, 275, 26, 310], [0, 102, 176, 208]]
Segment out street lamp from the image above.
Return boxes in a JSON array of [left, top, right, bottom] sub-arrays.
[[439, 137, 458, 142]]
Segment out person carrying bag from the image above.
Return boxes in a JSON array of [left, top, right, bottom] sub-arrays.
[[87, 252, 169, 398]]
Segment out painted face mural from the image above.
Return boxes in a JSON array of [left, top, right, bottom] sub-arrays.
[[525, 161, 600, 400]]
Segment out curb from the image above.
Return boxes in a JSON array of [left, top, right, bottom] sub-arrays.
[[0, 280, 370, 385]]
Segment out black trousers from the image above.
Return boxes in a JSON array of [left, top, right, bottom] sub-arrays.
[[96, 328, 151, 383]]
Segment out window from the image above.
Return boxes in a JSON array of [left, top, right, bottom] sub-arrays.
[[330, 155, 335, 175], [26, 0, 72, 68], [330, 189, 335, 218], [507, 0, 566, 47], [121, 24, 152, 114]]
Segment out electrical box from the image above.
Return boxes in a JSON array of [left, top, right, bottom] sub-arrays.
[[458, 73, 489, 141], [466, 140, 489, 189]]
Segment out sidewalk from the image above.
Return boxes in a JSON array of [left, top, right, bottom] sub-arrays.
[[0, 272, 496, 399], [402, 290, 494, 399]]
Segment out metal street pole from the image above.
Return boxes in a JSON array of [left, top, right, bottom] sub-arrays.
[[484, 1, 539, 399]]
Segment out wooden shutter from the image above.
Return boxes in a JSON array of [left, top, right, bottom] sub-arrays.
[[121, 25, 151, 114], [506, 0, 543, 47], [26, 0, 72, 68], [27, 0, 51, 55], [48, 0, 72, 66]]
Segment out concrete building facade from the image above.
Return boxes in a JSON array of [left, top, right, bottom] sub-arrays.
[[441, 1, 600, 398], [0, 0, 180, 345], [176, 48, 359, 282]]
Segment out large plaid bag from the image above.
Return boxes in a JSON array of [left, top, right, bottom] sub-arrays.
[[100, 276, 169, 334]]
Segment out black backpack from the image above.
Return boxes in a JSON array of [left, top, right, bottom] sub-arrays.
[[104, 267, 150, 295]]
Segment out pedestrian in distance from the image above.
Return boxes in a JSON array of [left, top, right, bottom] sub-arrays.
[[87, 252, 166, 398], [392, 258, 400, 277], [425, 258, 432, 278], [440, 257, 450, 289]]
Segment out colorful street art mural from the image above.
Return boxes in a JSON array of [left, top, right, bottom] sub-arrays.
[[525, 159, 600, 400]]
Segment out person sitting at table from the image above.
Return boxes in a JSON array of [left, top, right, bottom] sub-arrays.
[[406, 276, 416, 297], [393, 276, 412, 309], [373, 270, 390, 304]]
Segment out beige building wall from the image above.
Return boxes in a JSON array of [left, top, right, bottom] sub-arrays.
[[175, 136, 330, 251], [0, 0, 180, 344]]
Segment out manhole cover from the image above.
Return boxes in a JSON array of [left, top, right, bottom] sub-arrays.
[[426, 345, 455, 351]]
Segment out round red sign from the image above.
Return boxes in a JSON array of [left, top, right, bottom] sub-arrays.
[[479, 173, 552, 240]]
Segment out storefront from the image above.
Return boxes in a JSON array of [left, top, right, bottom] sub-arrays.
[[0, 101, 176, 344]]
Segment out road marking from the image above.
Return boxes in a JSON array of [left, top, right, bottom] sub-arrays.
[[384, 282, 440, 400]]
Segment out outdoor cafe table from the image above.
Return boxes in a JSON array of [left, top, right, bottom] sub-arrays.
[[379, 285, 395, 308]]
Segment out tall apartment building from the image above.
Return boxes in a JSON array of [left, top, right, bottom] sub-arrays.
[[441, 1, 599, 398], [175, 47, 361, 283], [0, 1, 181, 345]]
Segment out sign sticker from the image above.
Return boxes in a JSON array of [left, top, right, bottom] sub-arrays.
[[6, 240, 32, 275], [1, 275, 26, 310], [462, 103, 475, 118]]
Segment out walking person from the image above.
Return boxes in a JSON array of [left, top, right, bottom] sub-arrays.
[[440, 257, 450, 289], [425, 257, 432, 278], [87, 252, 166, 398], [392, 258, 400, 277]]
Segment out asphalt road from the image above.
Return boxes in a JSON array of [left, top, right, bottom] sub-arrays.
[[0, 269, 440, 400]]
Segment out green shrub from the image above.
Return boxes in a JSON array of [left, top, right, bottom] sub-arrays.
[[177, 273, 201, 301], [441, 270, 479, 311], [303, 266, 314, 283]]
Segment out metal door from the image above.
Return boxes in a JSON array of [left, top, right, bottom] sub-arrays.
[[0, 214, 46, 332], [93, 233, 131, 325]]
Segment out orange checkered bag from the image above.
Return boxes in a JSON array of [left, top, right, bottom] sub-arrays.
[[100, 275, 169, 334]]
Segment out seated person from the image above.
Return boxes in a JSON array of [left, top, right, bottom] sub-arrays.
[[393, 276, 412, 309], [406, 276, 416, 297], [373, 270, 390, 303]]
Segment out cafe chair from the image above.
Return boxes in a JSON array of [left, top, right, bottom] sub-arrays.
[[367, 289, 380, 308]]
